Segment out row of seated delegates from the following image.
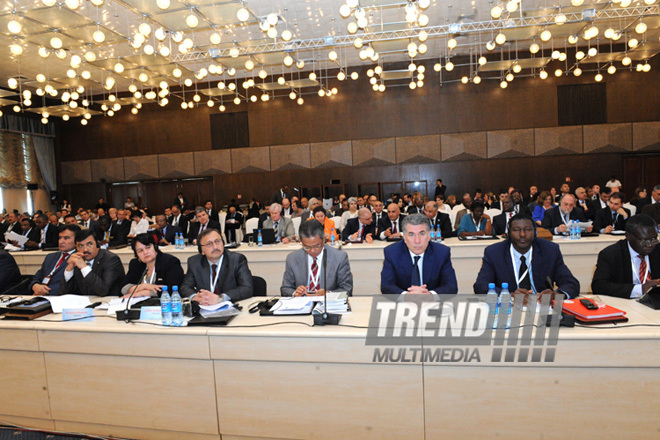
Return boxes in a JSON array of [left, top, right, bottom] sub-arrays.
[[5, 214, 58, 250]]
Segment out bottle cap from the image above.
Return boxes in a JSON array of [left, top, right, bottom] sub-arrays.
[[488, 283, 495, 289], [501, 283, 508, 289]]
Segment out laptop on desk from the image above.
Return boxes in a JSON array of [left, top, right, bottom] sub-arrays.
[[243, 228, 276, 245]]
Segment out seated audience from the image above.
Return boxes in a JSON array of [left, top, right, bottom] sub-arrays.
[[309, 206, 338, 242], [532, 191, 554, 226], [492, 195, 515, 236], [30, 224, 80, 296], [457, 200, 493, 237], [593, 192, 630, 234], [378, 203, 406, 240], [542, 194, 593, 235], [424, 201, 452, 239], [224, 205, 244, 243], [188, 206, 222, 244], [128, 210, 149, 238], [263, 203, 295, 243], [342, 208, 375, 243], [153, 214, 181, 245], [340, 197, 359, 230]]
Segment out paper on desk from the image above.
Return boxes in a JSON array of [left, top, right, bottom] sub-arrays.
[[199, 301, 241, 318], [578, 221, 592, 231], [271, 297, 315, 315], [44, 295, 92, 313], [4, 231, 28, 246], [101, 297, 149, 315], [2, 243, 22, 251]]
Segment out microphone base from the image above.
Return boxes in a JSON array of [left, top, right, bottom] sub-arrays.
[[116, 309, 140, 321], [313, 312, 341, 326]]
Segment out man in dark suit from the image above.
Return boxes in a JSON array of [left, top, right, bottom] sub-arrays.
[[474, 214, 579, 300], [281, 220, 353, 296], [378, 203, 406, 240], [638, 185, 660, 211], [434, 179, 447, 199], [7, 218, 40, 249], [272, 184, 291, 204], [490, 189, 509, 211], [406, 192, 425, 215], [424, 201, 452, 239], [180, 229, 253, 304], [30, 224, 80, 296], [0, 249, 21, 294], [60, 229, 125, 296], [510, 190, 532, 216], [574, 187, 595, 220], [110, 209, 130, 246], [372, 200, 385, 234], [224, 205, 244, 243], [79, 210, 100, 236], [188, 207, 222, 244], [542, 194, 593, 235], [588, 186, 610, 213], [492, 195, 516, 236], [174, 192, 187, 210], [342, 208, 375, 243], [153, 214, 181, 245], [642, 202, 660, 224], [204, 200, 220, 223], [24, 214, 58, 250], [168, 205, 188, 236], [592, 214, 660, 298], [593, 192, 630, 234], [381, 213, 458, 295]]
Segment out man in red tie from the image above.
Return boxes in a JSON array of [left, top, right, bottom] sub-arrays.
[[30, 225, 81, 296], [378, 203, 405, 240], [592, 214, 660, 298], [341, 208, 375, 243], [180, 229, 253, 305]]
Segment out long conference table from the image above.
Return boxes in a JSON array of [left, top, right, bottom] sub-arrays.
[[1, 295, 659, 440], [13, 235, 621, 295]]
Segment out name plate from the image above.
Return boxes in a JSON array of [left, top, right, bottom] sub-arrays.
[[62, 308, 94, 322], [140, 306, 163, 320]]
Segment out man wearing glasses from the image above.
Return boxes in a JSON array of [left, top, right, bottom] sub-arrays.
[[180, 229, 253, 305], [592, 214, 660, 298], [60, 229, 125, 296], [281, 220, 353, 297]]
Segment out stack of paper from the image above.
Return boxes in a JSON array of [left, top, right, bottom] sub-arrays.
[[313, 291, 350, 314], [271, 297, 315, 315], [199, 301, 240, 318]]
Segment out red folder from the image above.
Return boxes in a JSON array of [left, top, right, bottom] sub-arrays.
[[562, 298, 627, 323]]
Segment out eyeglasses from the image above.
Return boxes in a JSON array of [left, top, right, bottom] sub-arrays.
[[76, 242, 95, 250], [639, 238, 659, 247], [202, 239, 223, 249], [302, 243, 324, 252]]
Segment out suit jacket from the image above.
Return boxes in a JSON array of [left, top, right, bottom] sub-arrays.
[[7, 221, 22, 235], [188, 219, 222, 242], [587, 198, 608, 214], [377, 215, 405, 240], [272, 189, 291, 204], [427, 212, 452, 239], [0, 250, 21, 294], [224, 211, 244, 230], [180, 250, 253, 301], [592, 240, 660, 298], [257, 212, 269, 230], [512, 203, 531, 216], [406, 205, 424, 215], [60, 249, 125, 296], [492, 211, 515, 236], [575, 199, 594, 220], [168, 214, 189, 235], [110, 220, 130, 245], [156, 224, 182, 244], [541, 206, 587, 234], [372, 212, 386, 233], [380, 240, 458, 295], [21, 227, 41, 245], [473, 238, 579, 298], [122, 252, 184, 295], [593, 207, 630, 233], [642, 203, 660, 224], [263, 217, 295, 240], [280, 246, 353, 296], [174, 196, 188, 210], [636, 197, 652, 211], [341, 217, 376, 241], [29, 250, 72, 296], [206, 209, 220, 223]]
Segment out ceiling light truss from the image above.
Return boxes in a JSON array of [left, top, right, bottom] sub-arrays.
[[171, 5, 659, 63]]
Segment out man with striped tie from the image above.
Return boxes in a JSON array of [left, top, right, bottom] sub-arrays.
[[280, 220, 353, 297], [592, 214, 660, 298], [30, 224, 80, 296]]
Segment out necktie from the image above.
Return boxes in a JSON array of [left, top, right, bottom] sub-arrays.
[[274, 221, 280, 242], [54, 252, 68, 271], [639, 256, 648, 284], [200, 223, 206, 233], [211, 263, 219, 295], [309, 258, 319, 291], [392, 221, 397, 234], [105, 231, 110, 241], [612, 212, 617, 225], [519, 256, 531, 290], [514, 205, 519, 214], [411, 256, 421, 286], [24, 230, 28, 236], [41, 228, 46, 243], [358, 224, 364, 239], [173, 216, 178, 226]]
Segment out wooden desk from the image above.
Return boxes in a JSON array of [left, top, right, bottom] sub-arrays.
[[0, 296, 659, 440], [12, 235, 620, 295]]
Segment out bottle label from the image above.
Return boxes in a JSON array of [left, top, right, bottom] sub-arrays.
[[171, 302, 182, 313], [161, 303, 171, 313]]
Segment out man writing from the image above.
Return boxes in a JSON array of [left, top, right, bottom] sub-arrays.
[[542, 194, 593, 235], [281, 220, 353, 297], [593, 192, 630, 234]]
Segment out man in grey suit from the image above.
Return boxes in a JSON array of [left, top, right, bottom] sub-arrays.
[[263, 203, 295, 243], [281, 220, 353, 297], [60, 229, 125, 296], [180, 229, 253, 304]]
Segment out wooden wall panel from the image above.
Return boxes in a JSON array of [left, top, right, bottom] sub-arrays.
[[633, 121, 660, 151], [91, 158, 124, 183], [583, 123, 632, 154], [352, 138, 396, 167], [231, 147, 270, 173], [123, 155, 159, 180], [395, 135, 441, 164], [60, 160, 92, 184], [534, 126, 583, 156], [310, 140, 353, 168], [194, 150, 232, 175], [487, 129, 535, 158], [269, 143, 311, 171], [441, 132, 488, 161]]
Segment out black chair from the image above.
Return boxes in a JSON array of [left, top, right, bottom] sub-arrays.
[[252, 275, 267, 296], [2, 275, 33, 295]]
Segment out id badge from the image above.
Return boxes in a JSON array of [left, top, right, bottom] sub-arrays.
[[42, 276, 51, 285]]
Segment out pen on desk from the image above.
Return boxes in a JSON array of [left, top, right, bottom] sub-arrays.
[[86, 302, 102, 309]]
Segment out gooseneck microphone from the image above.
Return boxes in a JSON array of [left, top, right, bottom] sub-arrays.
[[313, 247, 341, 326], [116, 266, 148, 322]]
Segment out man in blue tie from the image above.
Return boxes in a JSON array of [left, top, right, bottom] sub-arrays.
[[380, 213, 458, 295]]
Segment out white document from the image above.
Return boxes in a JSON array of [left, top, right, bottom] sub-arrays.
[[271, 297, 315, 315], [102, 297, 149, 315], [4, 231, 28, 246], [44, 295, 92, 313], [578, 221, 593, 231], [199, 301, 239, 318], [2, 243, 22, 251]]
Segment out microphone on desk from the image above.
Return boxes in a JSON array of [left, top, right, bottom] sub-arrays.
[[313, 247, 341, 326], [544, 276, 574, 327], [116, 266, 148, 322]]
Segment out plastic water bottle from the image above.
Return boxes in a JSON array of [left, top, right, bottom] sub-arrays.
[[500, 283, 512, 329], [486, 283, 498, 329], [330, 228, 336, 246], [160, 286, 171, 326], [257, 229, 263, 247], [569, 221, 575, 240], [174, 233, 180, 249], [171, 286, 183, 326], [178, 233, 184, 249], [576, 221, 582, 239], [429, 227, 436, 241], [436, 225, 442, 241]]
